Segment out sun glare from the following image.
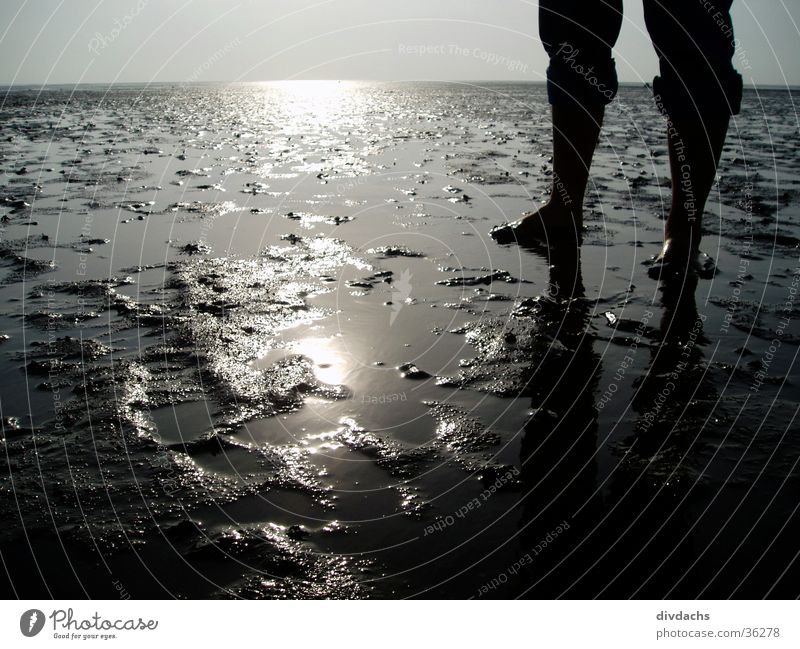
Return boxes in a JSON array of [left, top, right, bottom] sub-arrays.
[[261, 80, 359, 124], [290, 336, 350, 386]]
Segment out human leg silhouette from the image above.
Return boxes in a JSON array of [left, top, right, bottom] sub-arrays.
[[493, 0, 742, 275], [491, 0, 622, 244], [644, 0, 742, 279]]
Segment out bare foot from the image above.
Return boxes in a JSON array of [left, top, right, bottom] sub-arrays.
[[490, 202, 582, 245], [647, 238, 716, 280]]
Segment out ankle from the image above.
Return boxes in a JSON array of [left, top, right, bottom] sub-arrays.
[[661, 236, 701, 258], [545, 195, 583, 222]]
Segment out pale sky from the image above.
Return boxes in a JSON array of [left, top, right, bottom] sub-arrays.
[[0, 0, 798, 86]]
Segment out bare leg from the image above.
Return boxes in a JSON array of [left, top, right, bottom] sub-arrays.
[[651, 115, 729, 278], [491, 102, 604, 244]]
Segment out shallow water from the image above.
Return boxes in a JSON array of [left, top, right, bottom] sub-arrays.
[[0, 81, 798, 598]]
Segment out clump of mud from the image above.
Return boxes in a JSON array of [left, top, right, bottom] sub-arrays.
[[0, 244, 55, 283], [424, 401, 501, 454], [194, 525, 367, 599], [436, 269, 523, 287], [366, 245, 426, 258]]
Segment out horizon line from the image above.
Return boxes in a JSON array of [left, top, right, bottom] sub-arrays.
[[1, 79, 796, 91]]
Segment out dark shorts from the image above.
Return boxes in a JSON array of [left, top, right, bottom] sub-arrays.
[[539, 0, 743, 118]]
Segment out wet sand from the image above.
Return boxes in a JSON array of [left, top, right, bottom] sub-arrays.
[[0, 81, 798, 598]]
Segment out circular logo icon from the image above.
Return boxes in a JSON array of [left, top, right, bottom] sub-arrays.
[[20, 609, 45, 637]]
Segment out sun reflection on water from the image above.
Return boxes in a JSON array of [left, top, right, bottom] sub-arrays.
[[260, 80, 362, 127], [289, 336, 350, 386]]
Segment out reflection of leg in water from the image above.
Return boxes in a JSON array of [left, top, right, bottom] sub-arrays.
[[519, 272, 720, 597], [632, 276, 710, 422], [514, 243, 604, 597], [600, 277, 720, 597]]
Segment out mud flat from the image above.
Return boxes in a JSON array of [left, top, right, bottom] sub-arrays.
[[0, 82, 798, 598]]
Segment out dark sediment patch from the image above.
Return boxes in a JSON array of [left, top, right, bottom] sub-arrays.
[[0, 247, 55, 283], [366, 245, 426, 258], [436, 269, 524, 287]]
